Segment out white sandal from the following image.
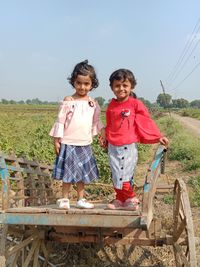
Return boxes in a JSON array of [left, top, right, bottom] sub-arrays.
[[76, 198, 94, 209]]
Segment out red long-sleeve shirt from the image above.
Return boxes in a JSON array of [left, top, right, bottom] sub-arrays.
[[106, 97, 162, 146]]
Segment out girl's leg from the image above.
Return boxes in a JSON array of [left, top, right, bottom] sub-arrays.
[[114, 187, 125, 202], [76, 181, 84, 200], [114, 182, 135, 202], [76, 182, 94, 209], [57, 182, 71, 209], [121, 181, 135, 201], [108, 182, 136, 210], [62, 182, 71, 198], [123, 181, 139, 210]]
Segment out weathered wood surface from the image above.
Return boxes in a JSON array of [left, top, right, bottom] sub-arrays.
[[0, 202, 141, 228], [173, 178, 197, 267], [0, 147, 198, 267], [140, 146, 167, 229], [0, 152, 58, 210], [4, 203, 140, 215], [0, 146, 167, 229]]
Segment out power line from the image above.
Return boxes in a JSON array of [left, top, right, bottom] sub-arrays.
[[166, 17, 200, 85], [168, 36, 200, 87], [172, 60, 200, 90]]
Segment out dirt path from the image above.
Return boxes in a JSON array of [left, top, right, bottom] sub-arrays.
[[171, 113, 200, 138]]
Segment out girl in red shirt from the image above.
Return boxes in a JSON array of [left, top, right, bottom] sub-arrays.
[[100, 69, 168, 210]]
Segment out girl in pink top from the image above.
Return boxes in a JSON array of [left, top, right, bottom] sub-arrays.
[[100, 69, 168, 210], [50, 60, 104, 209]]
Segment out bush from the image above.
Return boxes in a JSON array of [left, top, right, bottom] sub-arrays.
[[188, 176, 200, 206], [157, 116, 200, 171]]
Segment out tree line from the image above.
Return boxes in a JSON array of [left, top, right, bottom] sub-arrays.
[[0, 98, 57, 105], [95, 95, 200, 109], [1, 94, 200, 109]]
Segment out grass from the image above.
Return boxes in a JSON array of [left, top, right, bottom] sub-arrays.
[[188, 176, 200, 206], [177, 108, 200, 120], [163, 194, 173, 205], [157, 116, 200, 171]]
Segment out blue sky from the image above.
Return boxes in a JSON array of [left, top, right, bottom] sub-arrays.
[[0, 0, 200, 102]]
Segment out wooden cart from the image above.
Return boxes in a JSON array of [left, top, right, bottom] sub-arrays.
[[0, 146, 197, 266]]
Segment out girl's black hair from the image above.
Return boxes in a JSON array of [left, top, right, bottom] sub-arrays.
[[129, 91, 137, 99], [68, 60, 99, 90], [109, 68, 137, 89]]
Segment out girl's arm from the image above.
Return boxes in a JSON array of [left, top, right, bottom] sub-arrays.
[[135, 100, 168, 145], [92, 101, 104, 136], [98, 127, 108, 148], [54, 137, 61, 155], [49, 99, 71, 154], [49, 100, 70, 138]]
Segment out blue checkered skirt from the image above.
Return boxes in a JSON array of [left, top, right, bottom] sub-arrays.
[[53, 143, 99, 184]]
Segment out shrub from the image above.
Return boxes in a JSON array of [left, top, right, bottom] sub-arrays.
[[188, 176, 200, 206]]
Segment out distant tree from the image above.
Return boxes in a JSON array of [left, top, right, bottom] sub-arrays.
[[156, 93, 172, 108], [31, 98, 42, 104], [1, 99, 9, 104], [172, 98, 189, 109], [95, 97, 105, 107], [190, 100, 200, 108], [102, 99, 112, 107], [151, 102, 160, 108], [18, 100, 25, 104], [26, 99, 32, 104], [138, 97, 152, 109], [9, 100, 16, 104]]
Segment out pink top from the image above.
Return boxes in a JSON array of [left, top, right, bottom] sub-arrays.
[[49, 98, 104, 146], [106, 97, 162, 146]]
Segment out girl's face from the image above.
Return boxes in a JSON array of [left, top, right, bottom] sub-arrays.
[[73, 75, 92, 97], [111, 79, 132, 102]]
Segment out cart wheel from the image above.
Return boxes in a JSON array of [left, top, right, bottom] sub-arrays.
[[173, 178, 197, 267], [6, 225, 50, 266]]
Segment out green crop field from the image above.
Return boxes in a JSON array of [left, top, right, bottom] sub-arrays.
[[0, 104, 156, 184], [1, 104, 200, 205]]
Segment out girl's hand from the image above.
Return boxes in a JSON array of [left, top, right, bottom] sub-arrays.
[[98, 135, 108, 148], [159, 136, 169, 147], [98, 128, 108, 148], [54, 138, 61, 155]]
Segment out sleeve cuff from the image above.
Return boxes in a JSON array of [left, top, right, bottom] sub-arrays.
[[49, 122, 64, 138]]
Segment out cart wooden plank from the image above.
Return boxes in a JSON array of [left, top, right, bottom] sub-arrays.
[[1, 213, 141, 228]]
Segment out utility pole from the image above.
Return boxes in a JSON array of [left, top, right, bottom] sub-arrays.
[[160, 80, 171, 116]]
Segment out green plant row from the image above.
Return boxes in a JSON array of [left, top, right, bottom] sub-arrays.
[[177, 108, 200, 120], [1, 105, 200, 205]]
